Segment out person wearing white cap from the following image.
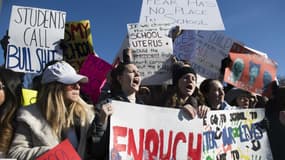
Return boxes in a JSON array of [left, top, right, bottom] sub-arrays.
[[8, 61, 94, 160]]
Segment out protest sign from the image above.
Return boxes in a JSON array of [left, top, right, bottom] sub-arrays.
[[174, 30, 235, 79], [224, 49, 277, 94], [139, 0, 225, 30], [36, 139, 81, 160], [203, 108, 273, 160], [79, 54, 112, 104], [127, 23, 173, 85], [64, 20, 94, 71], [6, 5, 66, 73], [110, 100, 203, 160], [22, 88, 37, 106]]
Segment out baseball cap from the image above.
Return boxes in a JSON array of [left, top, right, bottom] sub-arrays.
[[41, 61, 88, 84]]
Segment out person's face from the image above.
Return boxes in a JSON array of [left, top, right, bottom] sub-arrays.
[[63, 83, 81, 105], [236, 94, 250, 108], [178, 73, 196, 98], [205, 80, 225, 109], [0, 81, 5, 106], [118, 64, 141, 95]]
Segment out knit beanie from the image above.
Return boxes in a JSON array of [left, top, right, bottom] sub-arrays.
[[173, 66, 197, 85]]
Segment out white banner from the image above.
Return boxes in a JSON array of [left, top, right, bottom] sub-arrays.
[[110, 100, 203, 160], [6, 5, 66, 73]]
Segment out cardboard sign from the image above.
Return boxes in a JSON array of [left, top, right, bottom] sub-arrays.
[[224, 51, 277, 94], [36, 139, 81, 160], [22, 88, 37, 106], [6, 5, 66, 73], [127, 23, 173, 85], [139, 0, 225, 30], [174, 30, 236, 79], [79, 54, 112, 104], [110, 100, 203, 160], [64, 20, 94, 71], [203, 109, 273, 160]]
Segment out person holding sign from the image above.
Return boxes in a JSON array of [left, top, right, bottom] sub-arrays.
[[200, 79, 235, 110], [86, 49, 142, 159], [164, 61, 210, 118], [0, 67, 23, 158], [8, 61, 94, 159]]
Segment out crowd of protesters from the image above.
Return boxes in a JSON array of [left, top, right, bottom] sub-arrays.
[[1, 26, 285, 160]]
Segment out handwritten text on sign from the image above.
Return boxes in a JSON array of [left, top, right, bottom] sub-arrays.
[[139, 0, 225, 30], [174, 30, 235, 79], [6, 5, 66, 73], [203, 109, 273, 160], [127, 23, 173, 85], [64, 20, 94, 71]]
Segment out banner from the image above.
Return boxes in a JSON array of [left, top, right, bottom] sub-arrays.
[[6, 5, 66, 73], [139, 0, 225, 30], [203, 108, 273, 160], [64, 20, 94, 71], [110, 100, 203, 160], [174, 30, 235, 79], [79, 54, 112, 104], [224, 49, 277, 94], [127, 23, 173, 85]]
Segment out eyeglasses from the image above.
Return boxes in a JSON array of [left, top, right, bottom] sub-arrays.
[[0, 84, 5, 90]]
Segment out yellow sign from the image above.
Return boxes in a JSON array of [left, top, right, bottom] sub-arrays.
[[22, 88, 37, 106], [64, 20, 94, 71]]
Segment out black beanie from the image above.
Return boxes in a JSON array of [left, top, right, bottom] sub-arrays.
[[173, 66, 197, 85]]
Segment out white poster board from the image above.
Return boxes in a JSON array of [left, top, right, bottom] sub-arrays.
[[203, 108, 273, 160], [6, 5, 66, 73], [110, 100, 203, 160], [127, 23, 173, 85], [139, 0, 225, 30], [174, 30, 235, 79]]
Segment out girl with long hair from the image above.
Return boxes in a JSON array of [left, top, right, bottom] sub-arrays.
[[8, 61, 94, 159], [0, 67, 23, 158]]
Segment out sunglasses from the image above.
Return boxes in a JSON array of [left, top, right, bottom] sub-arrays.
[[65, 83, 80, 91]]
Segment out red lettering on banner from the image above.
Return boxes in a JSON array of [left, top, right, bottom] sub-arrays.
[[159, 130, 173, 160], [173, 132, 186, 159], [112, 126, 202, 160], [145, 129, 159, 159], [188, 133, 202, 160], [127, 128, 145, 159], [113, 126, 127, 152]]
